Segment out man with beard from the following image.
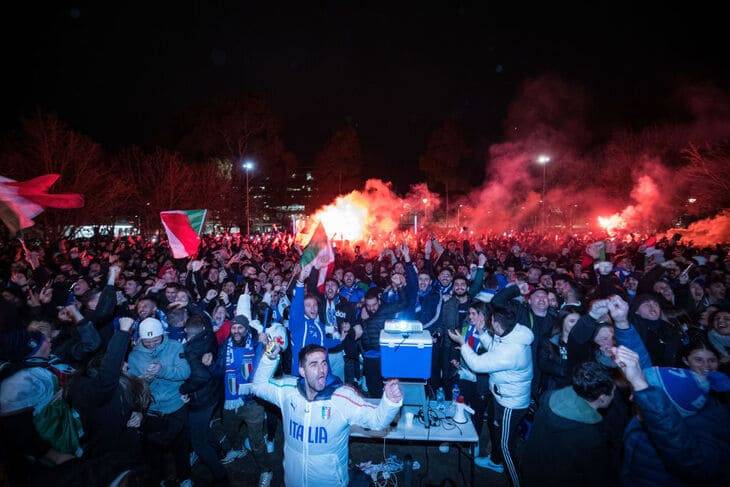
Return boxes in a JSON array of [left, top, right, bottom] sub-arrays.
[[115, 295, 167, 342], [492, 283, 556, 395], [339, 269, 365, 304], [360, 260, 377, 287], [404, 244, 441, 329], [252, 343, 403, 487], [214, 315, 273, 486], [316, 277, 360, 383], [431, 275, 472, 397]]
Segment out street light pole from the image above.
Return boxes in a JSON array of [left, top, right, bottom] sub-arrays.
[[242, 160, 254, 237], [537, 155, 551, 230], [542, 162, 546, 206]]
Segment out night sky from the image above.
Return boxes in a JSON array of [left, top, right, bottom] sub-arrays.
[[3, 2, 727, 190]]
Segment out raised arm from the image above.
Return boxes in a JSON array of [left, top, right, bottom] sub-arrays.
[[251, 351, 294, 409], [468, 255, 487, 298], [334, 380, 402, 430]]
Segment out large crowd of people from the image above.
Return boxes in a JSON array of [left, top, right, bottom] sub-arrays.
[[0, 229, 729, 486]]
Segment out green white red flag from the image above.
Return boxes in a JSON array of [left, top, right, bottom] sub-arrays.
[[160, 209, 207, 258], [300, 222, 335, 289]]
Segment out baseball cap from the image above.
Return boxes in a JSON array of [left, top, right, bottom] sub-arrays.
[[139, 318, 165, 339]]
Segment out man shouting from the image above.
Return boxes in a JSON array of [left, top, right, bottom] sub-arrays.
[[252, 342, 403, 486]]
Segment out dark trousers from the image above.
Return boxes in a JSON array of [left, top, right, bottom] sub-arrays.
[[487, 397, 527, 487], [345, 357, 361, 384], [263, 399, 279, 441], [221, 400, 272, 472], [143, 406, 191, 482], [429, 337, 458, 398], [189, 403, 227, 481], [363, 356, 384, 398], [458, 379, 488, 453]]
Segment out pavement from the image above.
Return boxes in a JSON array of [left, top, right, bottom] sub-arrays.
[[191, 419, 510, 486]]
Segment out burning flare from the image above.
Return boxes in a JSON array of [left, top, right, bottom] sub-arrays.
[[296, 179, 440, 250], [597, 214, 627, 235], [317, 197, 368, 241]]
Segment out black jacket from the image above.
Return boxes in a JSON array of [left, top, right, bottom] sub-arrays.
[[538, 334, 571, 393], [361, 292, 408, 352], [67, 329, 142, 458], [522, 387, 615, 486], [180, 328, 219, 410], [317, 295, 357, 354], [630, 314, 682, 367]]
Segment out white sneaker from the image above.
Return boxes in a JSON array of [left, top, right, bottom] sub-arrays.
[[266, 439, 275, 454], [221, 449, 247, 464], [179, 479, 193, 487], [258, 471, 273, 487]]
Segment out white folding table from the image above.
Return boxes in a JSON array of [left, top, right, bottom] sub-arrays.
[[350, 400, 479, 486]]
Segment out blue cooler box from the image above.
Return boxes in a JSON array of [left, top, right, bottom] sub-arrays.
[[379, 330, 432, 379]]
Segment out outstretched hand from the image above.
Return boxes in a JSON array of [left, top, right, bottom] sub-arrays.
[[608, 295, 629, 328], [384, 379, 403, 403], [299, 263, 313, 281], [589, 299, 610, 320], [611, 345, 648, 391], [447, 328, 465, 346]]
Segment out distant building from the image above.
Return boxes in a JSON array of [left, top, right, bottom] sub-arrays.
[[251, 166, 315, 233]]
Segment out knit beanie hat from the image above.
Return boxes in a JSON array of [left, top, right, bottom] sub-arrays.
[[643, 367, 709, 416], [629, 293, 661, 317]]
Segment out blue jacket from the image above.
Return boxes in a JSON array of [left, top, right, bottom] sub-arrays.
[[339, 284, 365, 304], [290, 283, 342, 373], [622, 387, 730, 486], [615, 324, 652, 369], [404, 263, 441, 329], [128, 336, 190, 414]]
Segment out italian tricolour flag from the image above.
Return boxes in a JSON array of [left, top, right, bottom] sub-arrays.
[[300, 222, 335, 289], [160, 209, 207, 258]]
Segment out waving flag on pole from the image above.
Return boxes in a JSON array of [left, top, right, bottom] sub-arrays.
[[160, 209, 207, 258], [0, 174, 84, 234], [300, 222, 335, 290]]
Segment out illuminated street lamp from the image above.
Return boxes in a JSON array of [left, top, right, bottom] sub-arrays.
[[242, 160, 254, 236], [415, 198, 429, 235]]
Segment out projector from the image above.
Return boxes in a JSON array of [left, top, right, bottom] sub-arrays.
[[383, 319, 423, 333]]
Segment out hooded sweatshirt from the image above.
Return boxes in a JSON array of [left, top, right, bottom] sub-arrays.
[[128, 336, 190, 414], [522, 386, 614, 486], [460, 323, 534, 409]]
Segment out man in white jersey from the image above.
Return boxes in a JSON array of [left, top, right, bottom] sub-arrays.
[[252, 342, 403, 486]]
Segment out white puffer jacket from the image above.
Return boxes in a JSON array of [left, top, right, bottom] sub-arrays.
[[460, 323, 534, 409], [252, 355, 402, 487]]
